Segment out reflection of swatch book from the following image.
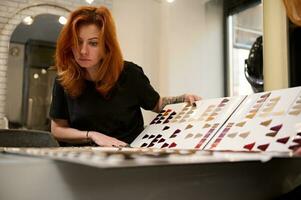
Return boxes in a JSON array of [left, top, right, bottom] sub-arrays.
[[131, 86, 301, 152]]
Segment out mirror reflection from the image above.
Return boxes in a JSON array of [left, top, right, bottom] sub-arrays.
[[4, 0, 265, 132], [7, 14, 63, 130]]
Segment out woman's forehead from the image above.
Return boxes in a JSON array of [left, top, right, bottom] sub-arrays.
[[78, 24, 101, 38]]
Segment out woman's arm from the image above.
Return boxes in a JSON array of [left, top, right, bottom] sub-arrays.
[[51, 119, 127, 147], [153, 94, 201, 113]]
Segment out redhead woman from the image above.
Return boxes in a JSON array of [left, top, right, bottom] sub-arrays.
[[50, 6, 200, 147]]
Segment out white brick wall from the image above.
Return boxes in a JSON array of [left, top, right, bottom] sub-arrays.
[[0, 0, 112, 117]]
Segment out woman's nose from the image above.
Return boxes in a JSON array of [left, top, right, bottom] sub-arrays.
[[80, 44, 88, 55]]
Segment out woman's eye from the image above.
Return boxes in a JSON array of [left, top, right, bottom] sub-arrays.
[[89, 42, 98, 47]]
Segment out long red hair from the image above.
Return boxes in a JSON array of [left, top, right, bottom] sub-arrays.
[[55, 6, 123, 97]]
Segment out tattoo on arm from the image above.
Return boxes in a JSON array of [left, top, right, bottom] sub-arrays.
[[159, 95, 185, 111]]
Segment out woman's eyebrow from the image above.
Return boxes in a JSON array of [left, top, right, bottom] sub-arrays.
[[88, 37, 98, 40], [78, 37, 98, 41]]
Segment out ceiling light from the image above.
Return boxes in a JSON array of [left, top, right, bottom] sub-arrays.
[[85, 0, 94, 4], [22, 16, 34, 25], [58, 16, 67, 25], [166, 0, 175, 3]]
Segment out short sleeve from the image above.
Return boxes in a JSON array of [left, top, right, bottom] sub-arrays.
[[134, 66, 160, 110], [49, 78, 70, 120]]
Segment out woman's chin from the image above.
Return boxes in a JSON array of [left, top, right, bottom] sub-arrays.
[[79, 63, 93, 68], [79, 64, 99, 71]]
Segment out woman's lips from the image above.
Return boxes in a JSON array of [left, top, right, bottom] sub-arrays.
[[79, 58, 91, 61]]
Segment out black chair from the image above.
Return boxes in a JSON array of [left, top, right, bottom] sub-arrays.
[[0, 129, 59, 147], [245, 35, 264, 93]]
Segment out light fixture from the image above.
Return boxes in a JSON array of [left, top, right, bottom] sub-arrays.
[[58, 16, 67, 25], [33, 73, 39, 79], [166, 0, 175, 3], [41, 69, 47, 74], [22, 16, 34, 25], [85, 0, 94, 4]]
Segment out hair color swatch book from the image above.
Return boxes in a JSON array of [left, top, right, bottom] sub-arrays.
[[131, 86, 301, 152], [131, 95, 246, 150], [206, 87, 301, 152]]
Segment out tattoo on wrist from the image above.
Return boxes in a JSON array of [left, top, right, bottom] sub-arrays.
[[160, 95, 185, 111]]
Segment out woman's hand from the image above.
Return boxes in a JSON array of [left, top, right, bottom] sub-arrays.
[[153, 94, 202, 113], [183, 94, 202, 105], [88, 131, 128, 147]]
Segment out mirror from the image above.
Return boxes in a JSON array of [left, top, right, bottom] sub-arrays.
[[7, 14, 63, 130], [4, 1, 227, 130], [5, 0, 259, 130]]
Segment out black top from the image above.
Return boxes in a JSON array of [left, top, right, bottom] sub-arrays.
[[49, 61, 160, 144]]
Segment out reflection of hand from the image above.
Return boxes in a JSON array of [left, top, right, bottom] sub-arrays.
[[183, 94, 202, 105], [89, 131, 128, 147]]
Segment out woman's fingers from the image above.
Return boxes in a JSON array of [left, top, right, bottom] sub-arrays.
[[102, 138, 126, 147], [90, 132, 128, 147], [184, 94, 202, 105], [111, 138, 128, 147]]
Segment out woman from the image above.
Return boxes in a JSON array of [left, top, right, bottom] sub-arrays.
[[50, 6, 200, 147]]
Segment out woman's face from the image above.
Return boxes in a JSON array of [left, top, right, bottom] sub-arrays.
[[72, 24, 105, 70]]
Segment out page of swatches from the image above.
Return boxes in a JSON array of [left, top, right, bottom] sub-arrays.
[[205, 87, 301, 152], [131, 95, 246, 150]]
